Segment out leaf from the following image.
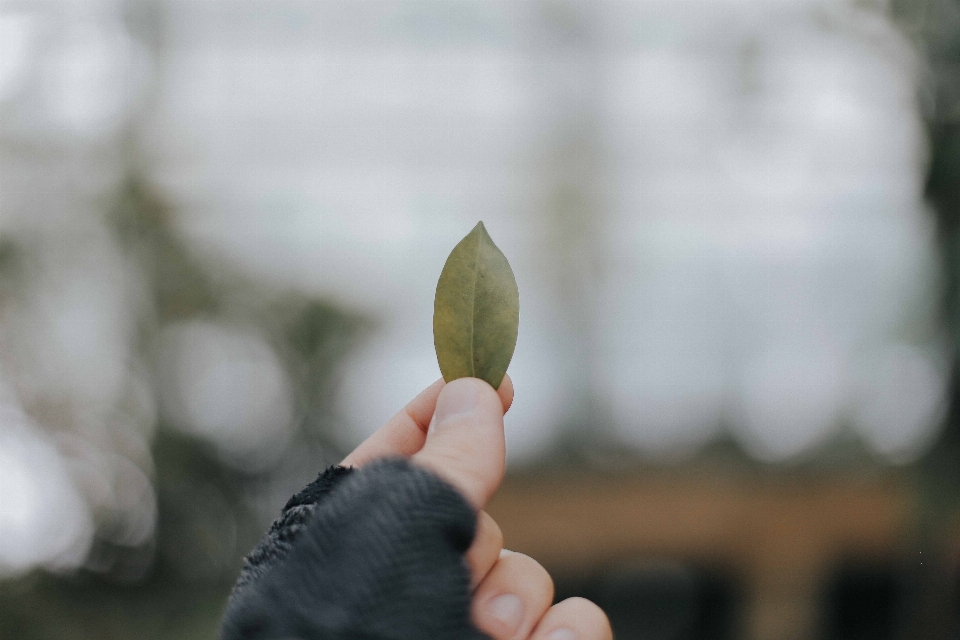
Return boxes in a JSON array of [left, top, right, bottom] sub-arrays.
[[433, 221, 519, 390]]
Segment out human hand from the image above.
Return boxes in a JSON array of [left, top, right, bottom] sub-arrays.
[[342, 376, 612, 640]]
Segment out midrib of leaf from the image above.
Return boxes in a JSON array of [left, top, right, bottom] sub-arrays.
[[468, 231, 480, 377]]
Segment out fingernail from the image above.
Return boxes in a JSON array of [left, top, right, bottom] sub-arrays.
[[546, 629, 577, 640], [433, 379, 482, 430], [485, 594, 523, 631]]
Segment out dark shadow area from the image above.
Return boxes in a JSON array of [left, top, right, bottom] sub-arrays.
[[819, 562, 908, 640], [554, 560, 740, 640]]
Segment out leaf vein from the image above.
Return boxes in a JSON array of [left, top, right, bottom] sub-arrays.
[[468, 232, 480, 377]]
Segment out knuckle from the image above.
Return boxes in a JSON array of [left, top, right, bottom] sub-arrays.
[[419, 438, 497, 486], [505, 552, 554, 600], [467, 513, 503, 588], [477, 511, 503, 549], [559, 597, 612, 637]]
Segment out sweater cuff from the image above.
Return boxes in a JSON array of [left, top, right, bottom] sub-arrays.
[[221, 458, 487, 640]]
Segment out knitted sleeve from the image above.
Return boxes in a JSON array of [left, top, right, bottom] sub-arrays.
[[220, 458, 489, 640]]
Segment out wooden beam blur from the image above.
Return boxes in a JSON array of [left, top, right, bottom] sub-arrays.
[[487, 469, 915, 640]]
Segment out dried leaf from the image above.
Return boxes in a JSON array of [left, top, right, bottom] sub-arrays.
[[433, 221, 519, 389]]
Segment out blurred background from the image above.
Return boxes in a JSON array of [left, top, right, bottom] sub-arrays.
[[1, 0, 959, 638]]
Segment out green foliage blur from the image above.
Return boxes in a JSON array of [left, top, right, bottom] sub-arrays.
[[0, 178, 366, 640]]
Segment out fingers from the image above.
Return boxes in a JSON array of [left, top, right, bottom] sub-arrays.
[[497, 374, 515, 413], [530, 598, 613, 640], [341, 374, 514, 468], [472, 551, 554, 640], [341, 379, 444, 467], [412, 377, 507, 508], [471, 547, 611, 640], [465, 511, 503, 590]]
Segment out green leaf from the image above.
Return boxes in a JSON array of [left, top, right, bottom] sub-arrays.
[[433, 221, 519, 390]]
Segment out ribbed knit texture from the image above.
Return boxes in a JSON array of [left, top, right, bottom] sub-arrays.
[[220, 459, 489, 640]]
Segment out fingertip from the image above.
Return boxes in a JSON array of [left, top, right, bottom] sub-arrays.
[[340, 378, 445, 467], [406, 378, 447, 432], [498, 373, 514, 414], [531, 597, 613, 640]]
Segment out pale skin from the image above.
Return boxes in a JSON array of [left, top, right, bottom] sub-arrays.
[[342, 375, 613, 640]]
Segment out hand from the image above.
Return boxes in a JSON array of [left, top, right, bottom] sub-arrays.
[[342, 376, 612, 640]]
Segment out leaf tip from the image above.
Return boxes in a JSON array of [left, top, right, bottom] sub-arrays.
[[473, 220, 493, 243]]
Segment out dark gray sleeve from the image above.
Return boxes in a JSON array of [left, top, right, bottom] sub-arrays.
[[220, 458, 489, 640]]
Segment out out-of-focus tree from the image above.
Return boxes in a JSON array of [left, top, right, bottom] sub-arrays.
[[0, 169, 366, 638], [894, 0, 960, 487], [893, 0, 960, 635]]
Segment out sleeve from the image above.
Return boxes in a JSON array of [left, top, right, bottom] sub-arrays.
[[220, 458, 490, 640]]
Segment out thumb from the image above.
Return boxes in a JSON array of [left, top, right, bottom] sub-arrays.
[[412, 377, 506, 509]]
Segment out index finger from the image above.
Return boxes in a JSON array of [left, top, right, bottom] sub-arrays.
[[341, 374, 514, 468]]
